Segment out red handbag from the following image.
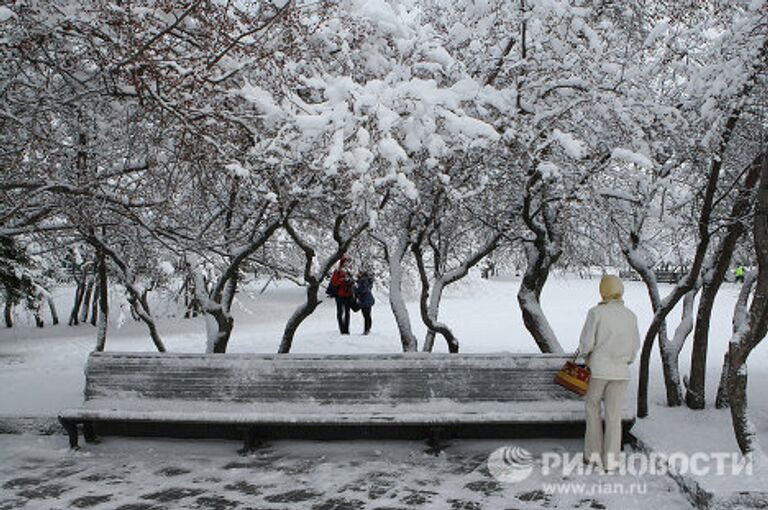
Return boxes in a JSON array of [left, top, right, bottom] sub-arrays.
[[554, 354, 591, 396]]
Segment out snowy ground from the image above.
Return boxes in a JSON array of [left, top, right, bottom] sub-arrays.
[[0, 435, 692, 510], [1, 274, 767, 508]]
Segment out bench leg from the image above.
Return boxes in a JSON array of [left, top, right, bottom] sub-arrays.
[[83, 422, 99, 444], [59, 418, 79, 450], [620, 418, 636, 447], [238, 427, 259, 455], [425, 427, 446, 456], [621, 424, 635, 447]]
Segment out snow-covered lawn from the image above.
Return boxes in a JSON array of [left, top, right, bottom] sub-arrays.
[[1, 275, 766, 508]]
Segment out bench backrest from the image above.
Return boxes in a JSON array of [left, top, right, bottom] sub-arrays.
[[84, 352, 584, 405]]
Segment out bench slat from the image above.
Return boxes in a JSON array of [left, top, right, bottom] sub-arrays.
[[84, 363, 578, 403], [60, 397, 595, 424]]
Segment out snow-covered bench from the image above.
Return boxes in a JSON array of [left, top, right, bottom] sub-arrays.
[[58, 352, 636, 450]]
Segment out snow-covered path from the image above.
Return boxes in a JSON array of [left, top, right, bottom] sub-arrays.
[[0, 435, 693, 510]]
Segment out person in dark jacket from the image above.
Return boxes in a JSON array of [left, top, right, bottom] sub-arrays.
[[330, 255, 354, 334], [354, 271, 375, 335]]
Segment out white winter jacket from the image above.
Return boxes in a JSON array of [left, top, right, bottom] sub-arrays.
[[578, 300, 641, 380]]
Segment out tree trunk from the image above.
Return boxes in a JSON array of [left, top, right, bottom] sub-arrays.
[[727, 148, 768, 455], [47, 294, 59, 325], [208, 271, 238, 354], [80, 278, 94, 324], [124, 288, 166, 352], [386, 236, 418, 352], [624, 245, 685, 406], [3, 291, 12, 328], [83, 234, 167, 352], [206, 309, 233, 354], [90, 283, 99, 326], [715, 352, 731, 409], [32, 299, 43, 328], [203, 269, 236, 354], [716, 270, 757, 409], [68, 278, 85, 326], [279, 284, 321, 353], [687, 256, 725, 409], [636, 150, 727, 417], [633, 64, 763, 415], [726, 354, 755, 454], [279, 212, 368, 353], [637, 275, 704, 416], [517, 242, 563, 353], [423, 331, 437, 353], [687, 152, 762, 409], [95, 246, 108, 351], [658, 322, 684, 405], [182, 276, 200, 318], [417, 230, 500, 352], [198, 212, 284, 353], [421, 280, 445, 352], [188, 259, 232, 355], [413, 245, 458, 353], [518, 172, 564, 354], [664, 288, 699, 404]]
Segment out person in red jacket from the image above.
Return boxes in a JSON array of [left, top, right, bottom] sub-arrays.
[[330, 255, 354, 334]]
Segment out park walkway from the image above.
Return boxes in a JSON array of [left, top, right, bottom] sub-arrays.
[[0, 435, 693, 510]]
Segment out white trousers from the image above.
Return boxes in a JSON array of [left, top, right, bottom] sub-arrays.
[[584, 378, 628, 470]]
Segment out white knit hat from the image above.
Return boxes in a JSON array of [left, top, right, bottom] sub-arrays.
[[599, 275, 624, 302]]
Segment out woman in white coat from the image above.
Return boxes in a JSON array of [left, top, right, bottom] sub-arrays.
[[578, 275, 641, 471]]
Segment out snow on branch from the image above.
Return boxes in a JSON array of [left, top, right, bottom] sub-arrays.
[[611, 148, 655, 170], [551, 129, 587, 159]]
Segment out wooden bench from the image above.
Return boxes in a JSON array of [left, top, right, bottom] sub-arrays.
[[619, 269, 685, 284], [654, 270, 684, 284], [58, 352, 636, 451], [619, 270, 641, 281]]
